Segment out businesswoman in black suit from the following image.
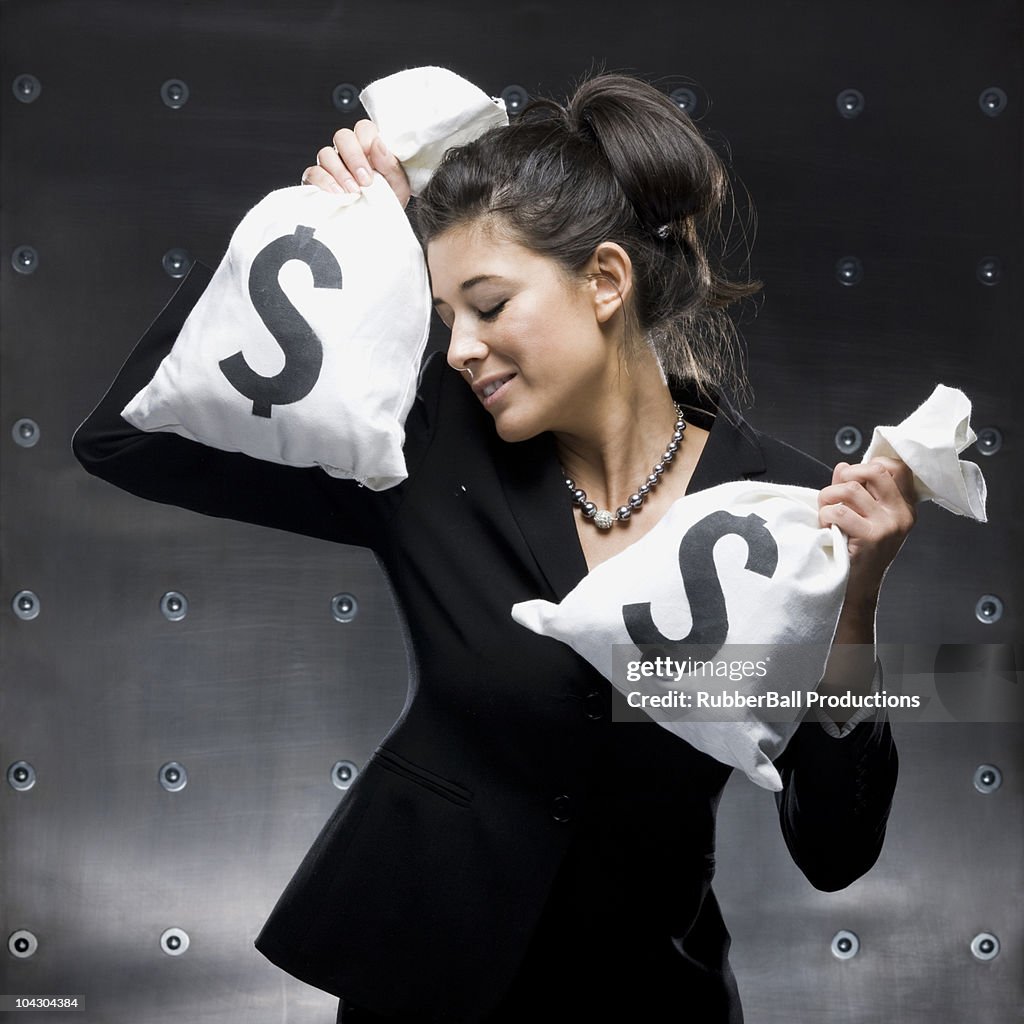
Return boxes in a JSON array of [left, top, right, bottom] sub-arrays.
[[75, 73, 915, 1022]]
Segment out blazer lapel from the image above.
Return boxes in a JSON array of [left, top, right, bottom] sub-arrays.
[[495, 431, 589, 602], [684, 388, 767, 494]]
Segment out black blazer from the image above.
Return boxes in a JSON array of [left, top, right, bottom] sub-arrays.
[[73, 261, 898, 1023]]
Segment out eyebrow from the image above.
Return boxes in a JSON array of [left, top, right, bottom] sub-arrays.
[[431, 275, 505, 307]]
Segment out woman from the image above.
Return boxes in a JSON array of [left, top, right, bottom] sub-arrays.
[[74, 73, 913, 1022]]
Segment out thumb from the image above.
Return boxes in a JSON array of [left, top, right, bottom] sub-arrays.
[[370, 137, 411, 208]]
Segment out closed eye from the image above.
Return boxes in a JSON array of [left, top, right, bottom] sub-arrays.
[[478, 301, 507, 322]]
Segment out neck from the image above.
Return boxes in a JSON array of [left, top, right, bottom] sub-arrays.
[[554, 352, 679, 512]]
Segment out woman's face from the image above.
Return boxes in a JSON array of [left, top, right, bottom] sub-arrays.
[[427, 221, 622, 443]]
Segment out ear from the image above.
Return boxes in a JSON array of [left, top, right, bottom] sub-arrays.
[[585, 242, 634, 325]]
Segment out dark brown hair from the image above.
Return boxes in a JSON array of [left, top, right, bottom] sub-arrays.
[[413, 71, 762, 409]]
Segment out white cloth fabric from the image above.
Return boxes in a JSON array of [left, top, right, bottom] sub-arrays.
[[512, 384, 988, 789], [121, 67, 507, 490], [861, 383, 987, 521], [360, 66, 509, 197]]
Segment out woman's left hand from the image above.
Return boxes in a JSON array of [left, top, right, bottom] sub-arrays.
[[818, 456, 918, 605]]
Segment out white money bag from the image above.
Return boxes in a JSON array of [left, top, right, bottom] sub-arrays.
[[121, 67, 508, 489], [513, 481, 850, 791]]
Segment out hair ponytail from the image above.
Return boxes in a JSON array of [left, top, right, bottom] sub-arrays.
[[414, 71, 762, 409]]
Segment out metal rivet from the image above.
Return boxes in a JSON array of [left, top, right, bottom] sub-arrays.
[[161, 248, 193, 279], [12, 245, 39, 275], [834, 425, 863, 455], [332, 82, 360, 112], [12, 73, 42, 103], [836, 256, 863, 286], [332, 760, 359, 790], [331, 593, 358, 623], [551, 794, 572, 823], [975, 427, 1001, 456], [974, 594, 1003, 625], [160, 591, 188, 622], [500, 84, 529, 117], [7, 760, 36, 792], [8, 930, 38, 958], [836, 88, 865, 119], [159, 761, 188, 793], [978, 87, 1007, 117], [976, 257, 1002, 286], [670, 87, 698, 115], [831, 929, 860, 959], [160, 79, 190, 110], [160, 927, 190, 956], [973, 763, 1002, 794], [970, 932, 1000, 960], [12, 590, 40, 621], [12, 418, 40, 447]]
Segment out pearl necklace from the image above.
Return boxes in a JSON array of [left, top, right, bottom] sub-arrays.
[[563, 404, 686, 530]]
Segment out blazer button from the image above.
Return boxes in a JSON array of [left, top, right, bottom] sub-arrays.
[[551, 794, 572, 823], [584, 690, 604, 720]]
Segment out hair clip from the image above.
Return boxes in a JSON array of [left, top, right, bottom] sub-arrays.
[[654, 223, 671, 239]]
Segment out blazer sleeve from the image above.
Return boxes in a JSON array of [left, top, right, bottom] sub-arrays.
[[772, 689, 898, 892], [72, 260, 441, 551]]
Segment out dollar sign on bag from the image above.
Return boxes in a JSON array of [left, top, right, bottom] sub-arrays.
[[622, 510, 779, 662], [220, 224, 343, 418]]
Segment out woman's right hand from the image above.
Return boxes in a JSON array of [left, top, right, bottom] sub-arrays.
[[301, 120, 411, 209]]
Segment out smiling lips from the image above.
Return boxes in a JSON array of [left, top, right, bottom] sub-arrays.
[[475, 374, 516, 404]]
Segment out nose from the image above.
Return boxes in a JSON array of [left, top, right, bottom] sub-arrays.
[[445, 317, 488, 374]]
